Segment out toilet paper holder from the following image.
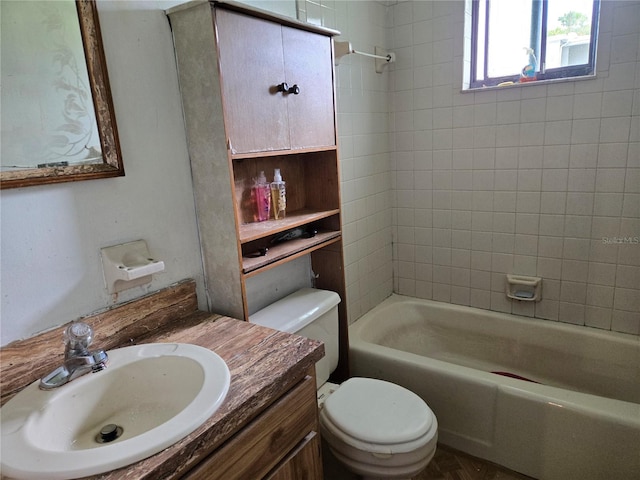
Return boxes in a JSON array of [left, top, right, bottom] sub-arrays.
[[505, 275, 542, 302], [101, 240, 165, 294]]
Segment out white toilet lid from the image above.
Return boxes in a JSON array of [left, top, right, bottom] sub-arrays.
[[322, 377, 433, 445]]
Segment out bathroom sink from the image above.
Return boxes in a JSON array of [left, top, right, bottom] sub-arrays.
[[1, 343, 230, 480]]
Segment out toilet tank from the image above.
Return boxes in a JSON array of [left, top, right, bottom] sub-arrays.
[[250, 288, 341, 387]]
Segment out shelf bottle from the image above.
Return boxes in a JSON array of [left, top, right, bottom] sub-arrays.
[[270, 168, 286, 220], [253, 171, 271, 222]]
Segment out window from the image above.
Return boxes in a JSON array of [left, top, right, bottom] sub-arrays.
[[469, 0, 600, 88]]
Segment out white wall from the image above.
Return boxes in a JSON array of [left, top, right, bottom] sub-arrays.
[[0, 1, 205, 345], [389, 1, 640, 335]]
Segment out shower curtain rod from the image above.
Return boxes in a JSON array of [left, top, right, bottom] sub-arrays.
[[350, 49, 393, 62], [333, 41, 396, 73]]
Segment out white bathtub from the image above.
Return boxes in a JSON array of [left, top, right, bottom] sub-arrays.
[[349, 294, 640, 480]]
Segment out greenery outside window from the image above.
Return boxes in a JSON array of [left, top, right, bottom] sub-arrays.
[[470, 0, 601, 88]]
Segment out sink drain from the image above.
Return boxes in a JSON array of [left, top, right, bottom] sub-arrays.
[[95, 424, 123, 443]]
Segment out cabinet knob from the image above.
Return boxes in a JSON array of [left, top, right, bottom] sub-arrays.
[[277, 82, 289, 93], [276, 82, 300, 95]]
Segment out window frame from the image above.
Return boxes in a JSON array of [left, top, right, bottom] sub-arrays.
[[469, 0, 601, 89]]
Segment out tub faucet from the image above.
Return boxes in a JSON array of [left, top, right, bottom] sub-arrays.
[[39, 322, 108, 390]]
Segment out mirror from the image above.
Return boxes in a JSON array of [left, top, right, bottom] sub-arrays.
[[1, 0, 123, 189]]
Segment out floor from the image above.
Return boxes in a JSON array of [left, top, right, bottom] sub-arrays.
[[323, 442, 534, 480], [413, 445, 534, 480]]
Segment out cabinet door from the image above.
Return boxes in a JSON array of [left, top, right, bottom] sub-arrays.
[[282, 27, 335, 150], [265, 432, 323, 480], [215, 9, 289, 154], [182, 376, 318, 480]]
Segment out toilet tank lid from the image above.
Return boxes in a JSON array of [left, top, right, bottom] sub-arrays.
[[249, 288, 341, 334]]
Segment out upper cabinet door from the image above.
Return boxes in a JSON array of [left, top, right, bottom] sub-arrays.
[[282, 26, 335, 150], [215, 8, 336, 155], [215, 9, 289, 154]]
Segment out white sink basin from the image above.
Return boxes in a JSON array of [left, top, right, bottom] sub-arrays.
[[1, 343, 230, 479]]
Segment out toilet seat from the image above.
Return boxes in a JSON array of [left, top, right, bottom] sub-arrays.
[[320, 377, 436, 454]]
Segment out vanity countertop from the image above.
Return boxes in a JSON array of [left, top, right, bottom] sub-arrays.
[[0, 280, 324, 480]]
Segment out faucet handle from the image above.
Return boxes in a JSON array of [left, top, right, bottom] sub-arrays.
[[64, 322, 94, 351]]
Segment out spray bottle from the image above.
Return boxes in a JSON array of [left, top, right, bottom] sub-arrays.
[[520, 47, 537, 82]]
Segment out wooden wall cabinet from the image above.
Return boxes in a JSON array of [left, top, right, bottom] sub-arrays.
[[215, 8, 335, 154], [168, 0, 349, 381]]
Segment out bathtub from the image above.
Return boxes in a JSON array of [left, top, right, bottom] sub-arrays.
[[349, 294, 640, 480]]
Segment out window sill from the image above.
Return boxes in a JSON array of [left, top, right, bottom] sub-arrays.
[[462, 73, 597, 93]]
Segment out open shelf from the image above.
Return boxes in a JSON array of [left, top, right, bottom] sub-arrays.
[[242, 230, 341, 274], [231, 145, 337, 160], [239, 208, 340, 243], [232, 150, 340, 230]]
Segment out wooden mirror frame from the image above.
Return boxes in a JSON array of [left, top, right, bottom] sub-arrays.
[[1, 0, 123, 190]]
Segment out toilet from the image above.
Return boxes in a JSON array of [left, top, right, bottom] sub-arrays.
[[250, 288, 438, 480]]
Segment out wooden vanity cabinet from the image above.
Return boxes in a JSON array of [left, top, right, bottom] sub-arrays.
[[168, 0, 349, 380], [181, 373, 322, 480]]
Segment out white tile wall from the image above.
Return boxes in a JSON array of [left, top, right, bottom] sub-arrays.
[[299, 0, 395, 322], [389, 0, 640, 335], [297, 0, 638, 335]]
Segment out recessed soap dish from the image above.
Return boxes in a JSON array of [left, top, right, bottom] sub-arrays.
[[506, 275, 542, 302]]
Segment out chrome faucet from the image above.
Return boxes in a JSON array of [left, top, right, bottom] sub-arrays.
[[39, 322, 108, 390]]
